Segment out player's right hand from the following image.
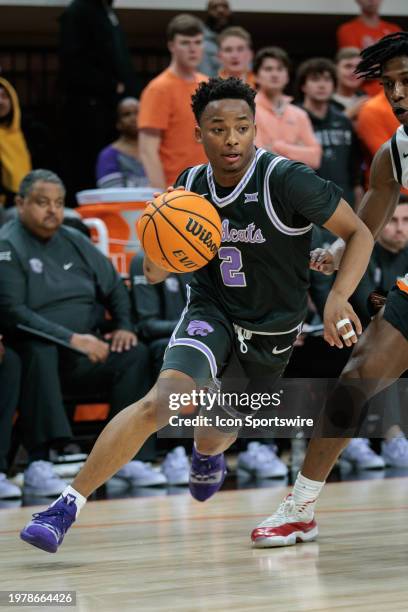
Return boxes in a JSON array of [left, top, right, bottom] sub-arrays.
[[70, 333, 110, 363], [309, 248, 336, 275]]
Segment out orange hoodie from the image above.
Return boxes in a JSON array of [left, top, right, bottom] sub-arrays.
[[254, 91, 321, 168]]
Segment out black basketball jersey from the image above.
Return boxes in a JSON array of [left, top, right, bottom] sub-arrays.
[[175, 148, 342, 333]]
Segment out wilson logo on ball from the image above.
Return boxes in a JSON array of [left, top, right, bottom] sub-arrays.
[[185, 218, 219, 255]]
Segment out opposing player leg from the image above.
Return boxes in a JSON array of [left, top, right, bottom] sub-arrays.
[[192, 327, 298, 501], [252, 300, 408, 548]]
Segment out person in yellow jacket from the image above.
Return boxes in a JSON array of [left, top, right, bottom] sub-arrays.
[[0, 77, 31, 208]]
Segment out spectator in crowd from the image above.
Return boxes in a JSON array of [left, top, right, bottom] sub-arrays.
[[198, 0, 233, 77], [356, 88, 400, 161], [58, 0, 139, 202], [310, 199, 408, 469], [0, 169, 157, 496], [336, 0, 400, 96], [138, 14, 207, 189], [355, 88, 401, 190], [217, 27, 256, 88], [96, 97, 148, 188], [332, 47, 369, 122], [0, 78, 31, 209], [0, 337, 22, 499], [253, 47, 321, 169], [297, 57, 364, 208]]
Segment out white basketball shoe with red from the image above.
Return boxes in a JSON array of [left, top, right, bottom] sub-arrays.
[[251, 494, 318, 548]]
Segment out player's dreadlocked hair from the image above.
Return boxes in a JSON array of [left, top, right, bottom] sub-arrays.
[[355, 31, 408, 80], [191, 77, 256, 123]]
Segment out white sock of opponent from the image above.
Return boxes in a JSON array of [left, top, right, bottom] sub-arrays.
[[51, 485, 87, 518], [292, 472, 325, 514]]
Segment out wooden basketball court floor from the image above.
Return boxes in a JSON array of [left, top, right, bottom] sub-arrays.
[[0, 478, 407, 611]]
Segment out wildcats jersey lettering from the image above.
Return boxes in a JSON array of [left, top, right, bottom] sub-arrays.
[[391, 124, 408, 188], [175, 148, 342, 333]]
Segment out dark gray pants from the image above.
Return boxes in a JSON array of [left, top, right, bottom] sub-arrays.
[[0, 348, 21, 471]]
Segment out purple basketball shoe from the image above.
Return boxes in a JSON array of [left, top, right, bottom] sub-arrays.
[[20, 494, 77, 553], [189, 447, 227, 502]]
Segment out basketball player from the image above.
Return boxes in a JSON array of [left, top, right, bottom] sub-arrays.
[[251, 31, 408, 548], [20, 77, 373, 553]]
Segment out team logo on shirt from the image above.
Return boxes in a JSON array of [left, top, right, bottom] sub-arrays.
[[0, 251, 11, 262], [244, 192, 259, 204], [29, 258, 43, 274]]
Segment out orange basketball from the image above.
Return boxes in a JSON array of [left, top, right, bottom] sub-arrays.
[[137, 190, 222, 273]]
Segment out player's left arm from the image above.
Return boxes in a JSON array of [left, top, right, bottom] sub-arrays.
[[322, 200, 374, 348]]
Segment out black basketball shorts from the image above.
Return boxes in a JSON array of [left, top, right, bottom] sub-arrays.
[[161, 287, 302, 431], [383, 280, 408, 341]]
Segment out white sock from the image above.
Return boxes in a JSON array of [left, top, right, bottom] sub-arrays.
[[51, 485, 87, 517], [292, 472, 325, 510]]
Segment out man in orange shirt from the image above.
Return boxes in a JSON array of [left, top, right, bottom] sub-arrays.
[[336, 0, 400, 96], [356, 89, 399, 159], [217, 27, 256, 89], [355, 88, 407, 193], [138, 14, 208, 189], [254, 47, 321, 169]]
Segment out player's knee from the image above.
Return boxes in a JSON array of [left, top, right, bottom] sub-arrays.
[[132, 397, 163, 431]]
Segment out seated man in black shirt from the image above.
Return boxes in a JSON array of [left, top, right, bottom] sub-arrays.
[[296, 57, 364, 209], [0, 169, 156, 496]]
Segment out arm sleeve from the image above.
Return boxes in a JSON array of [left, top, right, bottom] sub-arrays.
[[0, 243, 74, 341], [138, 81, 170, 132], [274, 161, 343, 227], [130, 254, 177, 340], [91, 247, 134, 331]]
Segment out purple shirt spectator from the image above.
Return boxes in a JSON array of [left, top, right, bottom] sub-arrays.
[[96, 144, 149, 188]]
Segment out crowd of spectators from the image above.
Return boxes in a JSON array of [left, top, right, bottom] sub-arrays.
[[0, 0, 407, 500]]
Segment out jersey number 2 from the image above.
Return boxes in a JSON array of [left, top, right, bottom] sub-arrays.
[[218, 247, 247, 287]]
